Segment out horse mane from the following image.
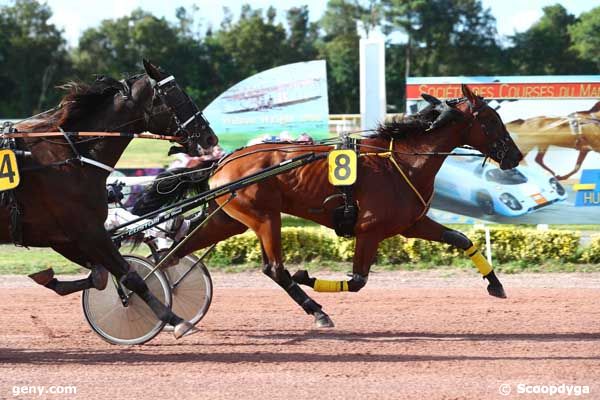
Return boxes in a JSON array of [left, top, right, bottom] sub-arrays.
[[27, 75, 128, 130], [374, 104, 441, 140]]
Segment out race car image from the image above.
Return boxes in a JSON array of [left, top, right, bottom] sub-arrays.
[[434, 150, 568, 217]]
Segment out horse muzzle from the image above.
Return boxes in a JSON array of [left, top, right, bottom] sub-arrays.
[[499, 148, 523, 170]]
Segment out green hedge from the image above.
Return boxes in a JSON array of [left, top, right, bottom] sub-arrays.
[[208, 226, 596, 265]]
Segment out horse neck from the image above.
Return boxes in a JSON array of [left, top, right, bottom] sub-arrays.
[[87, 137, 133, 169], [393, 123, 467, 198], [22, 111, 138, 173]]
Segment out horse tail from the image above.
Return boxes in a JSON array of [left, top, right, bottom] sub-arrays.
[[131, 163, 213, 216]]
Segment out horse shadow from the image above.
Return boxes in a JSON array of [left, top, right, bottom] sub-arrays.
[[2, 330, 599, 365]]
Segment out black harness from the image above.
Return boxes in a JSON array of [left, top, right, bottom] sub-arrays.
[[331, 133, 359, 238], [0, 122, 23, 245]]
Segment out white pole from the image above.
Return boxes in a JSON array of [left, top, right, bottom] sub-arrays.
[[484, 226, 492, 266], [358, 24, 386, 131]]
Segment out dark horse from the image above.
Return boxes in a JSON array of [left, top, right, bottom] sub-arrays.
[[2, 60, 217, 338], [137, 85, 523, 327]]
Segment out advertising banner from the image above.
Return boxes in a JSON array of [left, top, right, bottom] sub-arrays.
[[407, 76, 600, 224], [203, 60, 330, 150]]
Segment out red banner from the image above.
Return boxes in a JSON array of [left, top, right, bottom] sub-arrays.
[[406, 82, 600, 100]]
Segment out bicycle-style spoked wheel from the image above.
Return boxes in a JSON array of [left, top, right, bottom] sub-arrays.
[[159, 254, 213, 327], [82, 255, 172, 345]]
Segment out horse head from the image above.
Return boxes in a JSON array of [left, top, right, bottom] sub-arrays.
[[126, 59, 218, 157], [424, 84, 523, 170]]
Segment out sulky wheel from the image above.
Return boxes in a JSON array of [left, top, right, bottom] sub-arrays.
[[156, 253, 213, 328], [82, 255, 172, 345]]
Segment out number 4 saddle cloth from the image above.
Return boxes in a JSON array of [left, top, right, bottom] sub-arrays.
[[0, 134, 23, 245]]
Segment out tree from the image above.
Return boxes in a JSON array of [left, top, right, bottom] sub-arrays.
[[0, 0, 70, 117], [285, 6, 319, 63], [383, 0, 504, 77], [509, 4, 594, 74], [210, 5, 288, 81], [74, 9, 181, 79], [569, 6, 600, 71], [319, 0, 379, 113], [73, 8, 220, 108]]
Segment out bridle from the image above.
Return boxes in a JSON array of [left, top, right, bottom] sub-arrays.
[[146, 74, 213, 152], [467, 100, 512, 166]]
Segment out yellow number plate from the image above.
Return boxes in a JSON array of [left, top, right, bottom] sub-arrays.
[[0, 150, 20, 191], [328, 149, 357, 186]]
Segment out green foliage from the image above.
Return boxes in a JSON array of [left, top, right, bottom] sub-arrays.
[[211, 6, 288, 81], [382, 0, 506, 77], [509, 5, 595, 75], [469, 227, 580, 263], [0, 0, 71, 117], [569, 6, 600, 70], [581, 235, 600, 263], [207, 226, 595, 268]]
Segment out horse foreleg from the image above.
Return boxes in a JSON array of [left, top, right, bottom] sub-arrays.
[[293, 234, 380, 294], [534, 147, 557, 177], [402, 216, 506, 298], [556, 148, 590, 181], [236, 210, 334, 328]]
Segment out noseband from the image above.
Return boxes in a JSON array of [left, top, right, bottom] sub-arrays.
[[468, 101, 511, 165]]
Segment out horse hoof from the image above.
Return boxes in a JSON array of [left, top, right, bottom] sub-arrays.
[[28, 268, 55, 286], [292, 270, 311, 285], [314, 313, 335, 328], [173, 321, 199, 339], [488, 283, 507, 299]]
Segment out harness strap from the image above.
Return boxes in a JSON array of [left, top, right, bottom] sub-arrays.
[[59, 128, 116, 173], [79, 156, 115, 172], [362, 139, 432, 217]]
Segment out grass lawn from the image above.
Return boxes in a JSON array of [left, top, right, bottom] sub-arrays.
[[116, 139, 172, 168], [0, 246, 82, 275]]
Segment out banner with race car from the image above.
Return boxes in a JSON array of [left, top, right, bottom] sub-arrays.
[[203, 60, 330, 150], [407, 76, 600, 224]]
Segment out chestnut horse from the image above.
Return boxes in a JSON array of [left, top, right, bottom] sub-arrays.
[[2, 60, 217, 338], [139, 85, 523, 328], [506, 101, 600, 180]]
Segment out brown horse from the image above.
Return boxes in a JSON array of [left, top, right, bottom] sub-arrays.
[[507, 101, 600, 180], [1, 60, 217, 338], [139, 84, 523, 327]]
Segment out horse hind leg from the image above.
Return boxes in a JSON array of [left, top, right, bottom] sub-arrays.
[[262, 257, 335, 328], [292, 233, 378, 293], [28, 245, 108, 296], [235, 207, 334, 328]]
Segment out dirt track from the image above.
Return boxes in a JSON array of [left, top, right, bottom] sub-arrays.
[[1, 270, 600, 400]]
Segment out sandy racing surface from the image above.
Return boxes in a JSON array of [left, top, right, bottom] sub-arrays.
[[1, 270, 600, 399]]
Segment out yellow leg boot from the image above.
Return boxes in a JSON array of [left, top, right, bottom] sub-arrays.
[[464, 245, 506, 298]]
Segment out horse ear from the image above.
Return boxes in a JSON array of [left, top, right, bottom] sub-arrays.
[[143, 59, 162, 80], [429, 103, 465, 131], [461, 84, 480, 107], [421, 93, 442, 106]]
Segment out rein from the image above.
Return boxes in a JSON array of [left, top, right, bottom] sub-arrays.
[[1, 131, 179, 141]]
